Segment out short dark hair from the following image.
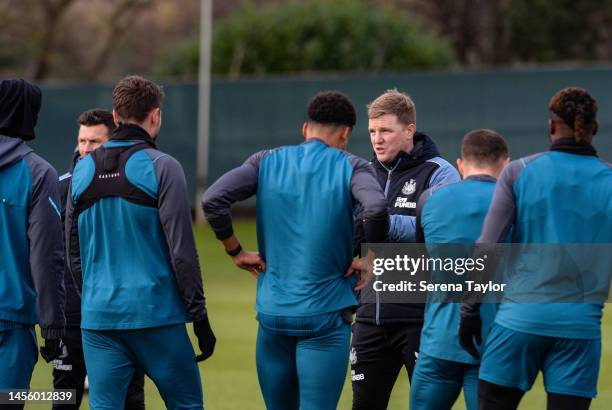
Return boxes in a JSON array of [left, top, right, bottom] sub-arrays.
[[549, 87, 597, 142], [112, 75, 164, 123], [307, 91, 356, 128], [77, 108, 116, 132], [461, 129, 509, 166]]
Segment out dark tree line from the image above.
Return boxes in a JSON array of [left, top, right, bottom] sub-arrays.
[[2, 0, 611, 82]]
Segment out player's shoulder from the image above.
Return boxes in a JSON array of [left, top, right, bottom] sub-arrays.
[[338, 149, 371, 171], [24, 150, 54, 171], [142, 148, 186, 173], [246, 149, 272, 166], [23, 151, 59, 181], [500, 152, 547, 186], [143, 147, 175, 164], [514, 152, 547, 169], [424, 178, 463, 204], [426, 155, 454, 170]]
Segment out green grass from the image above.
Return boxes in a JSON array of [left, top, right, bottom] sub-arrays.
[[28, 220, 612, 409]]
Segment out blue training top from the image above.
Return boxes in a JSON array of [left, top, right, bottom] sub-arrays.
[[67, 124, 207, 330], [203, 138, 389, 318], [417, 175, 498, 364], [478, 141, 612, 340], [0, 135, 65, 338]]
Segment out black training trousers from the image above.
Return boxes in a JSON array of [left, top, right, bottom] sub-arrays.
[[478, 379, 592, 410], [350, 321, 422, 410]]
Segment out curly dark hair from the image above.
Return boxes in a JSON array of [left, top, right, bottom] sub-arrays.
[[77, 108, 116, 132], [112, 75, 164, 123], [307, 91, 356, 128], [549, 87, 597, 142]]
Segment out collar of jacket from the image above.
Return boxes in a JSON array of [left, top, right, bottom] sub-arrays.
[[69, 148, 80, 172], [549, 137, 597, 157], [110, 123, 157, 148], [465, 174, 497, 183], [302, 137, 328, 146], [372, 131, 441, 172]]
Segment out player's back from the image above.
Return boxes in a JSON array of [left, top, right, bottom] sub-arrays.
[[70, 140, 188, 330], [512, 151, 611, 243], [495, 150, 612, 339], [419, 176, 498, 363], [255, 139, 357, 317], [0, 137, 57, 325]]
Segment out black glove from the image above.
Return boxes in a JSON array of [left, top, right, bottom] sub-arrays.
[[459, 303, 482, 360], [193, 314, 216, 362], [40, 339, 68, 363]]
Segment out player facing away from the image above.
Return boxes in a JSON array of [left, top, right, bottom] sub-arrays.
[[0, 79, 67, 400], [410, 130, 509, 410], [202, 91, 389, 410], [351, 89, 459, 410], [65, 76, 216, 409], [54, 109, 145, 410], [459, 87, 612, 410]]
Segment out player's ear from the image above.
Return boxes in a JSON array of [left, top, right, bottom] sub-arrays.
[[456, 158, 464, 178], [592, 120, 598, 137], [405, 123, 416, 139], [150, 107, 161, 127], [302, 122, 308, 140], [548, 119, 555, 137], [339, 126, 350, 150], [112, 110, 120, 126]]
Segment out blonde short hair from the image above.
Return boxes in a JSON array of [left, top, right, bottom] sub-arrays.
[[367, 89, 416, 125]]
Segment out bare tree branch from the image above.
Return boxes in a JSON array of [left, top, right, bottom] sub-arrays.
[[84, 0, 153, 80], [26, 0, 76, 80]]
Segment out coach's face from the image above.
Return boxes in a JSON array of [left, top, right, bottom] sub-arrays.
[[369, 114, 415, 163], [78, 124, 110, 158]]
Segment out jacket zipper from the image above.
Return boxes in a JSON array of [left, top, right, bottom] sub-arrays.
[[376, 167, 394, 325]]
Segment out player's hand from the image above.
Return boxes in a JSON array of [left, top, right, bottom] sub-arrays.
[[459, 303, 482, 360], [194, 314, 217, 362], [232, 251, 266, 278], [345, 258, 373, 291], [40, 338, 68, 363]]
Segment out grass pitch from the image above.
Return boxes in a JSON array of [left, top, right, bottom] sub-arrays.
[[28, 219, 612, 409]]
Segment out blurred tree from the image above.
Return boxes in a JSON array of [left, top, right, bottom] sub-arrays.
[[0, 0, 199, 82], [154, 0, 457, 78], [2, 0, 612, 82], [507, 0, 612, 63], [407, 0, 612, 67], [26, 0, 77, 80]]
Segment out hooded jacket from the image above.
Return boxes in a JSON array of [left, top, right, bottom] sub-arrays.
[[0, 136, 66, 338], [0, 79, 65, 338], [355, 132, 460, 324]]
